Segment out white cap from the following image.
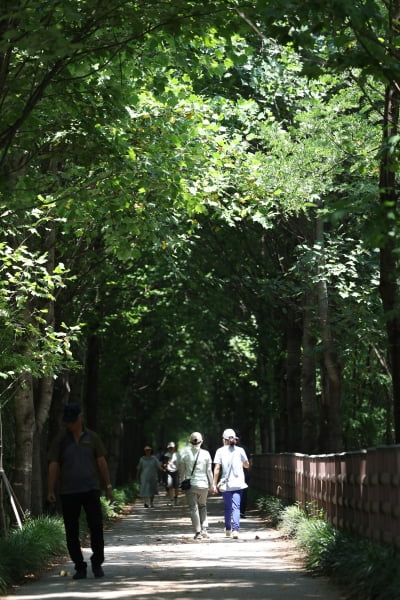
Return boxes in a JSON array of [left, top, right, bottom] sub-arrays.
[[189, 432, 203, 445], [167, 441, 175, 448], [222, 428, 237, 440]]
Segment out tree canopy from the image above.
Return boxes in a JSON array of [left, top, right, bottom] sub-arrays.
[[1, 0, 399, 519]]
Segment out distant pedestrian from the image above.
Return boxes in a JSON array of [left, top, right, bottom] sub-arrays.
[[163, 441, 180, 505], [47, 403, 114, 580], [136, 445, 161, 508], [178, 432, 214, 540], [212, 428, 249, 539], [156, 446, 167, 484]]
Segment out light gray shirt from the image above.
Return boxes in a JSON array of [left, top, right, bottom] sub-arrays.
[[179, 446, 213, 489]]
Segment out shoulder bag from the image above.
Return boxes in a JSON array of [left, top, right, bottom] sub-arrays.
[[180, 449, 200, 490]]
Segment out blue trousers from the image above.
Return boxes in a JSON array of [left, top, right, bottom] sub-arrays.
[[222, 489, 243, 531]]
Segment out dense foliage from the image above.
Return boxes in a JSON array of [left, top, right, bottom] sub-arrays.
[[1, 0, 399, 526]]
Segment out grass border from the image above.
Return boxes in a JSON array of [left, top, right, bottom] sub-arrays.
[[255, 492, 400, 600], [0, 482, 139, 594]]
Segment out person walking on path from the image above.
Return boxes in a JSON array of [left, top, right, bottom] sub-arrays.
[[47, 403, 114, 580], [178, 431, 214, 540], [2, 490, 343, 600], [212, 428, 249, 539], [163, 441, 180, 505], [136, 445, 161, 508]]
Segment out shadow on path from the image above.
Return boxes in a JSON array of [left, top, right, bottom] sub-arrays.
[[3, 493, 344, 600]]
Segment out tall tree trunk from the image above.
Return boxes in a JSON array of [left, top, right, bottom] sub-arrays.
[[275, 355, 287, 452], [12, 371, 34, 512], [12, 219, 58, 514], [0, 407, 8, 535], [32, 376, 54, 515], [316, 217, 342, 452], [377, 0, 400, 438], [301, 296, 318, 453], [379, 80, 400, 442], [31, 221, 56, 514], [286, 311, 302, 451]]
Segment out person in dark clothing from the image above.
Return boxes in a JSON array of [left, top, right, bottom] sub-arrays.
[[47, 403, 113, 580], [235, 431, 250, 518]]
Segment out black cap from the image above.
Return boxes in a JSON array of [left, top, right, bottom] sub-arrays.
[[62, 403, 82, 423]]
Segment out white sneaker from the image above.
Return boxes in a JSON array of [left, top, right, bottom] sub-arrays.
[[225, 529, 231, 537], [201, 530, 210, 539], [232, 531, 239, 539]]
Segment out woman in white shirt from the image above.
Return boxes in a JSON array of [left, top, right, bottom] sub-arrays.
[[179, 432, 214, 540], [213, 428, 249, 539]]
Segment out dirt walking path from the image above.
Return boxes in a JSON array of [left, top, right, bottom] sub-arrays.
[[3, 493, 344, 600]]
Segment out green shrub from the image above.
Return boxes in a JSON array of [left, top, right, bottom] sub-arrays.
[[101, 482, 139, 518], [255, 494, 286, 527], [324, 534, 400, 600], [256, 493, 400, 600], [295, 517, 337, 572], [0, 483, 138, 593], [278, 503, 306, 538], [0, 515, 66, 594]]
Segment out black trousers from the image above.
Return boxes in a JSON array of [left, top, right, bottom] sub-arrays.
[[61, 490, 104, 570]]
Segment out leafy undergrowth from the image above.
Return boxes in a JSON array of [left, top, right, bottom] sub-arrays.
[[0, 515, 66, 594], [0, 483, 138, 594], [256, 494, 400, 600]]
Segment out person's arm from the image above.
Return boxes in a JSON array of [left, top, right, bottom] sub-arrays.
[[212, 463, 221, 489], [206, 458, 214, 489], [240, 447, 250, 469], [47, 461, 60, 503], [97, 456, 114, 501]]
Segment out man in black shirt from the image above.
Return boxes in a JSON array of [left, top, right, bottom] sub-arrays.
[[47, 403, 113, 580]]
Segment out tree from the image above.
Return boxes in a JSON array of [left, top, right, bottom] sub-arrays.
[[0, 0, 246, 514], [1, 0, 397, 525], [254, 0, 400, 440]]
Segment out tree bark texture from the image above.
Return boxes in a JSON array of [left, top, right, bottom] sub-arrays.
[[301, 298, 318, 453], [31, 220, 56, 514], [285, 311, 303, 451], [13, 371, 34, 512], [379, 81, 400, 442], [316, 216, 343, 452]]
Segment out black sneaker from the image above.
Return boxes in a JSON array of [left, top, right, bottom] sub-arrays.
[[193, 532, 202, 540], [73, 569, 87, 580], [92, 566, 104, 578]]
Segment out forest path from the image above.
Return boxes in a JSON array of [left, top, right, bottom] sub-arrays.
[[4, 493, 344, 600]]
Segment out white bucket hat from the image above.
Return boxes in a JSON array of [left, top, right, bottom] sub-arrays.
[[222, 428, 237, 440]]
